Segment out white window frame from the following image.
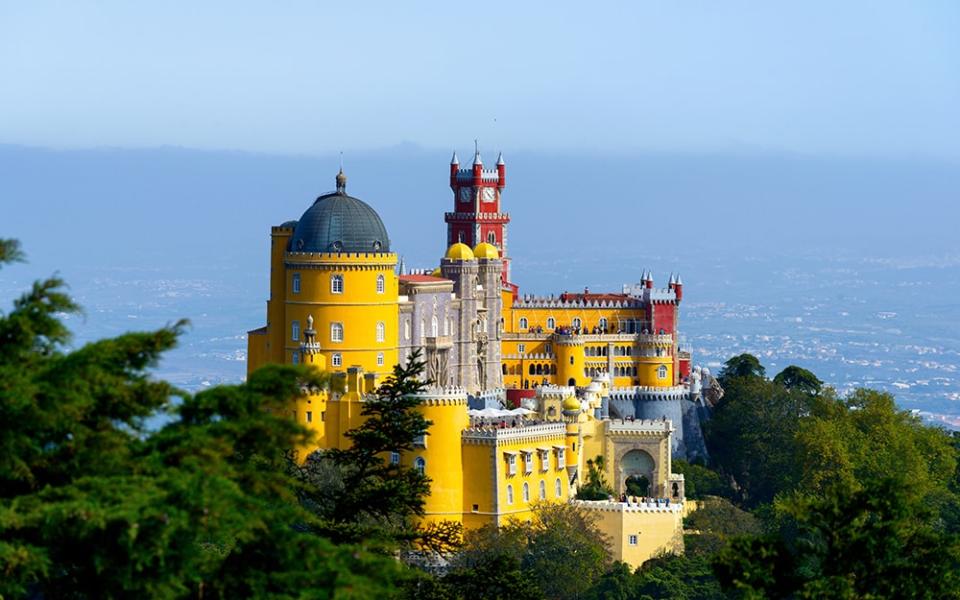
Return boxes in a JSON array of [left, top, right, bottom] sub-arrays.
[[330, 322, 343, 343], [506, 452, 517, 476], [390, 451, 400, 465], [291, 320, 300, 341], [523, 482, 530, 503], [599, 317, 607, 330], [431, 316, 439, 337], [377, 352, 384, 367], [376, 274, 385, 294], [547, 317, 556, 330], [555, 478, 562, 498], [376, 321, 385, 342], [572, 318, 582, 329], [331, 353, 342, 367], [523, 451, 533, 474], [404, 319, 411, 340], [506, 484, 514, 505], [519, 317, 528, 329], [658, 364, 668, 379], [292, 273, 301, 294], [539, 480, 546, 500], [414, 457, 426, 475], [539, 449, 550, 472], [556, 448, 566, 469], [628, 535, 638, 546], [331, 274, 344, 294], [518, 343, 526, 354], [545, 343, 552, 354]]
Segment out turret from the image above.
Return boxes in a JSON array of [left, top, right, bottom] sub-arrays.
[[449, 151, 459, 187], [496, 152, 505, 189], [645, 270, 654, 289], [675, 274, 683, 302], [472, 145, 483, 186]]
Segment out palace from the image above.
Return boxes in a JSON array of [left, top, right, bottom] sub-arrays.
[[246, 148, 718, 567]]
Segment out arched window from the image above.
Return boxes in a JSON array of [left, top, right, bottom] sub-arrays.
[[519, 317, 528, 330], [332, 353, 342, 367], [569, 356, 575, 365], [377, 352, 384, 367], [487, 231, 497, 244], [529, 364, 536, 375], [292, 273, 301, 294], [502, 363, 507, 375], [539, 480, 546, 500], [506, 485, 514, 505], [330, 322, 343, 343], [431, 316, 439, 337], [572, 318, 582, 329], [523, 482, 530, 503], [535, 364, 543, 375], [658, 364, 668, 379], [291, 320, 300, 341], [404, 319, 411, 340], [330, 274, 344, 294], [414, 457, 426, 475], [550, 364, 557, 375], [599, 317, 607, 331], [555, 478, 562, 497], [547, 317, 556, 330], [376, 321, 385, 342], [376, 274, 385, 294]]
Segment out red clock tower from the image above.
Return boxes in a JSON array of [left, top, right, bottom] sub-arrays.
[[445, 144, 512, 285]]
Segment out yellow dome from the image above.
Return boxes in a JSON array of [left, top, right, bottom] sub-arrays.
[[562, 396, 581, 412], [445, 243, 474, 260], [473, 242, 500, 259], [430, 267, 442, 277]]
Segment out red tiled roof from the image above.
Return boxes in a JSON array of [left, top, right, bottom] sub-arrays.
[[558, 292, 629, 303]]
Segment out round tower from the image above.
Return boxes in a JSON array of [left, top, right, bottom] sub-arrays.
[[412, 386, 469, 526], [556, 336, 586, 387]]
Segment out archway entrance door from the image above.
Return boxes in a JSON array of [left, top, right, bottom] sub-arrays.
[[619, 449, 655, 496]]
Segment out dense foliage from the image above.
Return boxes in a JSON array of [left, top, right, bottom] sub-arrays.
[[576, 455, 615, 501]]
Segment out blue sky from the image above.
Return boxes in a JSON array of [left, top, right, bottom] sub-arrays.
[[1, 1, 958, 159]]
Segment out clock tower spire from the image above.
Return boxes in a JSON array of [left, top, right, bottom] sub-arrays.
[[445, 143, 512, 285]]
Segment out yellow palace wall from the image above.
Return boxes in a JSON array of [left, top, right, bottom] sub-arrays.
[[577, 501, 684, 569]]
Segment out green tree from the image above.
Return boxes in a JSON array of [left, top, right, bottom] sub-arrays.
[[705, 376, 812, 506], [577, 455, 615, 501], [299, 350, 434, 548], [452, 502, 610, 600], [683, 497, 761, 557], [713, 478, 960, 599], [670, 460, 731, 500], [773, 365, 823, 395], [716, 353, 765, 386], [0, 242, 408, 598]]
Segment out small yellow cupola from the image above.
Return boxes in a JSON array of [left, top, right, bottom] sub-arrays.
[[430, 267, 442, 277], [562, 395, 582, 413], [445, 242, 475, 260], [472, 242, 499, 259]]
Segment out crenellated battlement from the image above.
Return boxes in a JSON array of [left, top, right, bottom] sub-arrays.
[[513, 294, 644, 309]]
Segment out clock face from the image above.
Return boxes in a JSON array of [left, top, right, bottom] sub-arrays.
[[459, 187, 472, 202], [482, 187, 495, 202]]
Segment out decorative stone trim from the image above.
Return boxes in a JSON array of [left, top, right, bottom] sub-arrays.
[[572, 500, 683, 514]]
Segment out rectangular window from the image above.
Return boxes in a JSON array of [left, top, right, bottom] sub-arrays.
[[545, 343, 552, 354], [506, 453, 517, 476], [292, 273, 301, 294], [306, 411, 312, 423], [523, 451, 533, 474], [556, 448, 566, 469], [377, 352, 385, 367], [539, 450, 550, 471], [628, 535, 638, 546], [331, 274, 344, 294], [517, 343, 525, 354], [390, 451, 400, 465], [321, 411, 326, 422], [291, 352, 299, 364], [291, 320, 300, 341], [332, 353, 342, 367], [472, 504, 479, 512]]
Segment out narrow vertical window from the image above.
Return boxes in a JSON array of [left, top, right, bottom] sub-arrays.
[[547, 317, 556, 330], [415, 457, 426, 475], [506, 485, 514, 505], [306, 411, 312, 423], [331, 274, 344, 294], [431, 316, 439, 337], [376, 274, 385, 294], [539, 480, 546, 500], [376, 322, 385, 342], [291, 352, 299, 364], [292, 273, 301, 294], [390, 451, 400, 465], [291, 320, 300, 341], [572, 318, 582, 329], [404, 319, 411, 340], [330, 322, 343, 343], [377, 352, 384, 367], [523, 482, 530, 503], [556, 478, 562, 497], [332, 353, 342, 367], [519, 317, 528, 329]]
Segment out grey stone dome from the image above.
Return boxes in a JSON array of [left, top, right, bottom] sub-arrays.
[[289, 187, 390, 254]]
